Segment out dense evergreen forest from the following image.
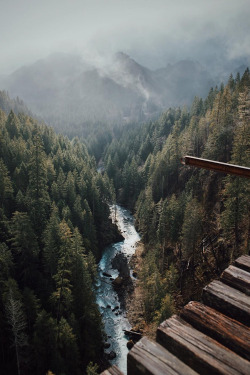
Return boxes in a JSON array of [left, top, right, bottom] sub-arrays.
[[99, 69, 250, 322], [0, 110, 121, 375], [0, 68, 249, 375]]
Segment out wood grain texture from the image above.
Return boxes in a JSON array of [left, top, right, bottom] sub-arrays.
[[180, 301, 250, 360], [202, 280, 250, 326], [157, 315, 250, 375], [127, 336, 198, 375], [100, 365, 124, 375], [221, 265, 250, 295], [235, 255, 250, 273]]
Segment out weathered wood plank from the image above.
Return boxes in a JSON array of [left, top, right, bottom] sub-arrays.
[[157, 315, 250, 375], [182, 156, 250, 178], [235, 255, 250, 273], [202, 280, 250, 326], [180, 301, 250, 360], [100, 365, 124, 375], [127, 336, 198, 375], [221, 265, 250, 295], [123, 329, 142, 337]]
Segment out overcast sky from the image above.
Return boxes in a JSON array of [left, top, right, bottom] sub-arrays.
[[1, 0, 250, 74]]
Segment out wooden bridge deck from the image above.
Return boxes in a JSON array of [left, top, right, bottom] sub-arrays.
[[101, 255, 250, 374]]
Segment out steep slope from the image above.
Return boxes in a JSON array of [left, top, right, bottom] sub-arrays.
[[0, 108, 122, 374]]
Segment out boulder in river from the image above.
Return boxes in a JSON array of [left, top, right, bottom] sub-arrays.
[[132, 271, 137, 278], [103, 271, 112, 277], [111, 253, 130, 278], [107, 351, 116, 360], [127, 340, 134, 350], [112, 276, 123, 287]]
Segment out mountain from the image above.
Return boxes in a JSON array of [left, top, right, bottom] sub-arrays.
[[154, 60, 214, 106], [0, 52, 215, 130]]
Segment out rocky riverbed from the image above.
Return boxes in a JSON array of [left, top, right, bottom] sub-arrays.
[[96, 205, 140, 374]]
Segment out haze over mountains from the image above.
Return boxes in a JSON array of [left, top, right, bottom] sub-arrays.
[[0, 51, 248, 130], [0, 52, 219, 127]]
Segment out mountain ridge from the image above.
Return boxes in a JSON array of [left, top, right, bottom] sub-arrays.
[[0, 51, 230, 129]]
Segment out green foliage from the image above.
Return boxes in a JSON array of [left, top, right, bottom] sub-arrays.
[[100, 68, 250, 321], [86, 361, 99, 375], [0, 110, 117, 374], [181, 198, 203, 262], [0, 67, 249, 371], [154, 293, 175, 325]]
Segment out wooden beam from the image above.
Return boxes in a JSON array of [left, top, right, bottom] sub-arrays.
[[202, 280, 250, 326], [181, 156, 250, 178], [221, 265, 250, 296], [234, 255, 250, 273], [157, 315, 250, 375], [180, 301, 250, 361], [128, 336, 198, 375]]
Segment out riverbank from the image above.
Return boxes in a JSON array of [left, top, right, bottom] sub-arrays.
[[96, 205, 141, 374], [125, 242, 157, 340]]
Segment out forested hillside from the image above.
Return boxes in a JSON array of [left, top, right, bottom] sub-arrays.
[[0, 68, 249, 375], [0, 111, 119, 375], [0, 90, 32, 117], [101, 69, 250, 322]]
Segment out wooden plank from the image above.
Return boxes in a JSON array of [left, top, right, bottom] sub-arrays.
[[235, 255, 250, 273], [221, 265, 250, 295], [157, 315, 250, 375], [123, 329, 142, 338], [180, 301, 250, 360], [181, 155, 250, 178], [127, 336, 198, 375], [202, 280, 250, 326], [100, 365, 124, 375]]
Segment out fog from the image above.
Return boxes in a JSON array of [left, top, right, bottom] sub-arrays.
[[1, 0, 250, 75]]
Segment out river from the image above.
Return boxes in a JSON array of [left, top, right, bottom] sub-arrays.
[[96, 205, 140, 374]]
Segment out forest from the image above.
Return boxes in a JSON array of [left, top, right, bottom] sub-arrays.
[[0, 68, 249, 375], [100, 69, 250, 323], [0, 109, 121, 374]]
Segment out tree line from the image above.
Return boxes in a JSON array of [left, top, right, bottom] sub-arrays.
[[0, 110, 118, 375]]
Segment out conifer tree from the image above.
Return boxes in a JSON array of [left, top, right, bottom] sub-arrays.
[[9, 211, 39, 287], [222, 79, 250, 255], [181, 198, 203, 269], [5, 110, 20, 139], [33, 310, 58, 375], [0, 158, 13, 210], [27, 130, 50, 237], [0, 243, 13, 280], [4, 280, 28, 375], [50, 221, 73, 322]]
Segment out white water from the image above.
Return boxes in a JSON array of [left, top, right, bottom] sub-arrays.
[[96, 205, 140, 374]]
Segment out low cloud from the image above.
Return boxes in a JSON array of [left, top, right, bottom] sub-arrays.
[[0, 0, 249, 74]]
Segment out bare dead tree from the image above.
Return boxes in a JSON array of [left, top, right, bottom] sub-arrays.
[[5, 289, 27, 375]]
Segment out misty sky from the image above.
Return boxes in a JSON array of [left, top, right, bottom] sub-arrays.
[[1, 0, 250, 74]]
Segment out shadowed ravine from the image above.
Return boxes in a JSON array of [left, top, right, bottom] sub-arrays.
[[96, 205, 140, 374]]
